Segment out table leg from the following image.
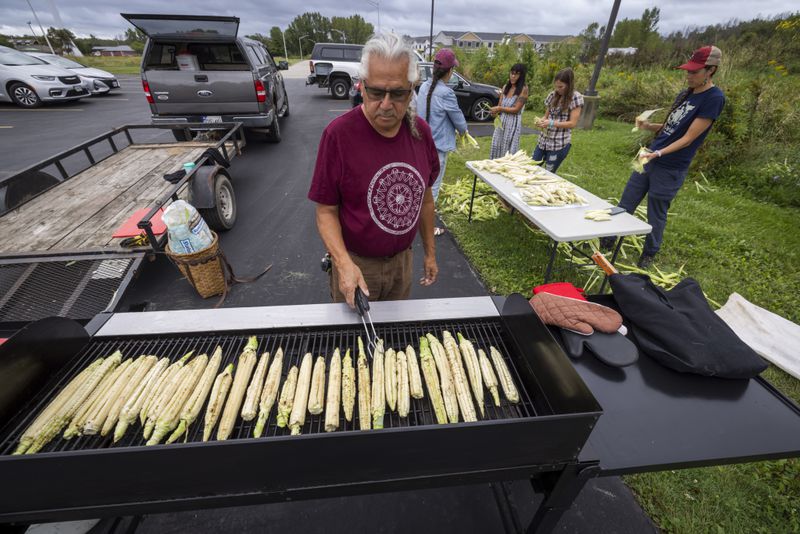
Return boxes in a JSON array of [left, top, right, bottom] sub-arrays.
[[467, 174, 478, 223], [599, 236, 625, 294], [525, 464, 599, 534], [543, 240, 558, 284]]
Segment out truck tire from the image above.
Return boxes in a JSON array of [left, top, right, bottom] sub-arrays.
[[330, 77, 350, 100], [172, 129, 197, 142], [265, 109, 282, 143], [199, 174, 236, 231]]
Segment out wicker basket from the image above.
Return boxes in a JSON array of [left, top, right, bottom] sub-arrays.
[[166, 232, 228, 298]]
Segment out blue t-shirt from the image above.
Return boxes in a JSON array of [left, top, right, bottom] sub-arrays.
[[650, 86, 725, 170]]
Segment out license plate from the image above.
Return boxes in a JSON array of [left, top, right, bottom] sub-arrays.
[[75, 87, 86, 93], [202, 115, 222, 124], [112, 81, 119, 88]]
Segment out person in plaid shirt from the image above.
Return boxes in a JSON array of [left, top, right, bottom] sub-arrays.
[[533, 68, 584, 173]]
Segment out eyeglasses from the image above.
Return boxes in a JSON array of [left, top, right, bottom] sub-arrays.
[[362, 82, 413, 103]]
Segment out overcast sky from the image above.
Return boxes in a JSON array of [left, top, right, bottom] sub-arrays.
[[1, 0, 796, 40]]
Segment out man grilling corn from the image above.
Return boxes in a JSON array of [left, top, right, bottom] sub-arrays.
[[309, 32, 439, 308]]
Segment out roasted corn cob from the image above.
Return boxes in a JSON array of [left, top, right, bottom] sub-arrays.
[[141, 351, 193, 429], [289, 353, 313, 435], [254, 347, 284, 438], [167, 346, 222, 444], [27, 351, 122, 454], [396, 350, 410, 418], [308, 355, 326, 415], [478, 349, 500, 406], [426, 334, 459, 423], [276, 365, 298, 428], [144, 351, 195, 439], [203, 363, 234, 441], [419, 338, 447, 425], [217, 336, 259, 440], [405, 344, 424, 400], [242, 351, 271, 421], [148, 353, 208, 445], [490, 346, 519, 403], [114, 356, 169, 443], [457, 333, 484, 417], [341, 348, 355, 423], [63, 358, 122, 440], [14, 358, 104, 454], [83, 357, 139, 435], [371, 339, 386, 429], [442, 331, 476, 422], [384, 347, 397, 412], [357, 338, 371, 430], [102, 355, 157, 437], [325, 348, 342, 432]]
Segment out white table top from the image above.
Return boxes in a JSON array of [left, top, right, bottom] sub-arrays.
[[466, 161, 652, 242]]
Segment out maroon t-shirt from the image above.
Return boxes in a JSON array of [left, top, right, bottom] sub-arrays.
[[308, 107, 440, 258]]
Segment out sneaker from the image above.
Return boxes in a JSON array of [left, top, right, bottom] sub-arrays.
[[637, 254, 656, 269], [599, 236, 616, 251]]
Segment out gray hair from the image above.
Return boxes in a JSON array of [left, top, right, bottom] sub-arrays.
[[359, 32, 419, 85]]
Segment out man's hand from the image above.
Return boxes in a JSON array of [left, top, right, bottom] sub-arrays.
[[337, 259, 369, 309], [419, 253, 438, 286]]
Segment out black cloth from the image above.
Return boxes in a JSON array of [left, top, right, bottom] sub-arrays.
[[608, 273, 767, 379], [201, 147, 230, 168], [163, 169, 186, 184]]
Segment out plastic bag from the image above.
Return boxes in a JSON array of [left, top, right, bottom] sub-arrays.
[[163, 200, 213, 254]]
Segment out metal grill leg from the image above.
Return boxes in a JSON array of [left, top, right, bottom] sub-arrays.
[[526, 464, 599, 534]]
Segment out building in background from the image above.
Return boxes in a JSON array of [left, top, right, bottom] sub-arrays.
[[91, 45, 137, 57], [417, 31, 572, 53]]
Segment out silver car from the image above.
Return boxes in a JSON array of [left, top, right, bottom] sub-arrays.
[[27, 52, 119, 95], [0, 45, 90, 107]]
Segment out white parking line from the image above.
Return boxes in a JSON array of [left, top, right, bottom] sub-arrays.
[[0, 108, 84, 112], [0, 125, 13, 128]]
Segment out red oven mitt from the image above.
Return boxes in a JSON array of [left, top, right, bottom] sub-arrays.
[[529, 292, 623, 335], [533, 282, 587, 301]]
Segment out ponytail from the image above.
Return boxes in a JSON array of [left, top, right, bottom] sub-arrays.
[[425, 66, 450, 123]]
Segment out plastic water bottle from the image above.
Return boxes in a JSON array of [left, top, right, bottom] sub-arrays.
[[163, 200, 213, 254]]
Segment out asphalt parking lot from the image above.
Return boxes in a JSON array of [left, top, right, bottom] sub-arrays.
[[2, 73, 655, 533]]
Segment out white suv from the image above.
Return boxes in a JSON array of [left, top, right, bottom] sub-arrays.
[[306, 43, 364, 99]]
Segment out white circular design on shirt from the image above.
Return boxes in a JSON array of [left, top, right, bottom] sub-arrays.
[[367, 162, 426, 235]]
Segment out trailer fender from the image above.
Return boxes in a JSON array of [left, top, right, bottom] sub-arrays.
[[189, 165, 227, 209]]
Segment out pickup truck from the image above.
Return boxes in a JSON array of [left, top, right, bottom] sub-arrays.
[[306, 43, 364, 100]]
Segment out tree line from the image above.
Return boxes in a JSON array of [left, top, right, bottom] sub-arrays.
[[246, 13, 374, 58]]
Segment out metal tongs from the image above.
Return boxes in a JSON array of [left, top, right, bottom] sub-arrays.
[[355, 287, 378, 359]]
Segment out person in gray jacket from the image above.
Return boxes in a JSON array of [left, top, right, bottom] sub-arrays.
[[416, 48, 469, 236]]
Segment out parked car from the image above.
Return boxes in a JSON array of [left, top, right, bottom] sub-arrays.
[[350, 61, 500, 122], [306, 43, 364, 100], [0, 45, 90, 108], [122, 13, 290, 142], [26, 52, 119, 95]]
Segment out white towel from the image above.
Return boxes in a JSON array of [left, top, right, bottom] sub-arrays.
[[716, 293, 800, 380]]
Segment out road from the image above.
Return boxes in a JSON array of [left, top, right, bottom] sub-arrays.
[[2, 74, 654, 534]]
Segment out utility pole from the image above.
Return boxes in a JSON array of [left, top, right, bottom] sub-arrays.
[[299, 34, 309, 60], [366, 0, 381, 33], [578, 0, 622, 129], [428, 0, 435, 61], [331, 29, 346, 43], [586, 0, 622, 96], [282, 28, 289, 59], [26, 0, 55, 54]]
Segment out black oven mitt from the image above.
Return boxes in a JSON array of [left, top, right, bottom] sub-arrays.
[[560, 329, 639, 367]]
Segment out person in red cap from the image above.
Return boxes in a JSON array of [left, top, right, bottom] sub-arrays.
[[416, 48, 469, 236], [604, 45, 725, 268]]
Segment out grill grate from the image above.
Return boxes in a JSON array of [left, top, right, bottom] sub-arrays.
[[0, 319, 541, 455], [0, 258, 134, 323]]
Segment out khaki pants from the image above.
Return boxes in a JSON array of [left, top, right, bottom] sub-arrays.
[[330, 248, 413, 302]]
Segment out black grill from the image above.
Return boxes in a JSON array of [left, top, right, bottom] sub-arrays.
[[58, 75, 80, 85], [0, 319, 538, 455], [0, 295, 601, 523], [0, 257, 137, 324]]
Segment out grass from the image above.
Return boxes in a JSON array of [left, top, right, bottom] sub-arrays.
[[67, 55, 142, 75], [439, 118, 800, 534]]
